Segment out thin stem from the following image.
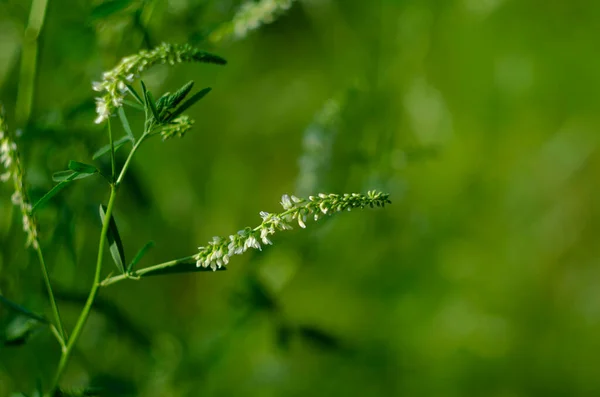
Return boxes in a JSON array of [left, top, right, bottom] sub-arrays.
[[48, 185, 118, 396], [116, 131, 148, 186], [100, 255, 197, 287], [15, 0, 49, 126], [36, 246, 66, 343], [49, 324, 67, 353], [108, 118, 116, 181]]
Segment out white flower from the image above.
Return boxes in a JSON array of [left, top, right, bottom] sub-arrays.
[[319, 202, 328, 214], [297, 215, 306, 229], [245, 235, 261, 250], [280, 194, 293, 210]]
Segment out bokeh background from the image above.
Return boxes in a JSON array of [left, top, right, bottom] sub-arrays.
[[1, 0, 600, 395]]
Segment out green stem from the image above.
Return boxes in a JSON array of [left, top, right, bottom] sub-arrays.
[[108, 118, 116, 181], [48, 185, 118, 396], [116, 132, 147, 186], [100, 255, 197, 287], [35, 246, 66, 344], [15, 0, 49, 126]]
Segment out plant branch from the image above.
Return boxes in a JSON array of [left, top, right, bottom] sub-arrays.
[[36, 246, 67, 344], [48, 185, 118, 396], [99, 255, 197, 287], [116, 132, 148, 186]]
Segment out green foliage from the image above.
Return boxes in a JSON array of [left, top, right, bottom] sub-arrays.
[[4, 1, 595, 396], [92, 136, 131, 160], [0, 295, 48, 347], [1, 21, 388, 392]]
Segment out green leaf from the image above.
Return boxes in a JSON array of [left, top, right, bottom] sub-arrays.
[[99, 205, 126, 274], [52, 170, 96, 182], [0, 295, 48, 324], [32, 172, 79, 213], [118, 107, 135, 142], [125, 84, 144, 105], [145, 90, 160, 123], [155, 93, 169, 115], [90, 0, 134, 20], [0, 296, 47, 346], [166, 87, 212, 121], [140, 80, 149, 107], [139, 261, 226, 277], [166, 81, 194, 111], [68, 160, 98, 174], [92, 136, 131, 160], [127, 241, 154, 273], [123, 99, 145, 111], [3, 316, 43, 347]]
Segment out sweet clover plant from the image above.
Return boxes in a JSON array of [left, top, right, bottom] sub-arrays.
[[0, 40, 390, 395]]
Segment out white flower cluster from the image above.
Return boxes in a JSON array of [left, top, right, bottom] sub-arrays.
[[0, 109, 39, 249], [209, 0, 296, 43], [92, 43, 226, 124], [195, 190, 391, 271]]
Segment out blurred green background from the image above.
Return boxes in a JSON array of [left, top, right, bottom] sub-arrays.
[[1, 0, 600, 395]]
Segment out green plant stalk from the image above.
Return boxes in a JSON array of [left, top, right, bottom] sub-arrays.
[[15, 0, 49, 126], [116, 132, 147, 186], [47, 185, 117, 396], [48, 125, 150, 394], [36, 246, 66, 344], [100, 255, 197, 287], [108, 119, 116, 181]]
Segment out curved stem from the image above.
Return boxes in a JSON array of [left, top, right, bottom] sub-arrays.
[[48, 185, 118, 396], [15, 0, 49, 126], [36, 246, 66, 343]]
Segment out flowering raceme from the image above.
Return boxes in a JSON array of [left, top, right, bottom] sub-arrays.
[[195, 191, 391, 270], [92, 43, 226, 124], [209, 0, 296, 43], [0, 107, 39, 249]]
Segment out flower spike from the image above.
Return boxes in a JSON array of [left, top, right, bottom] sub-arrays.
[[195, 191, 391, 271]]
